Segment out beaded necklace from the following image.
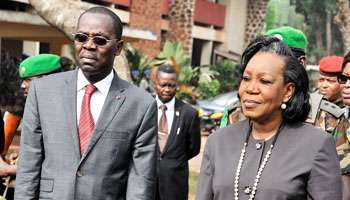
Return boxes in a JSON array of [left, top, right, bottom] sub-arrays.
[[233, 122, 284, 200]]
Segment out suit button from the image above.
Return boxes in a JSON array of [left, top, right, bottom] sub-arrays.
[[256, 142, 262, 150], [76, 170, 83, 177]]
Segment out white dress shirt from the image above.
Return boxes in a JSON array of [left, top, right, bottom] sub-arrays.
[[76, 69, 114, 124], [156, 96, 175, 132]]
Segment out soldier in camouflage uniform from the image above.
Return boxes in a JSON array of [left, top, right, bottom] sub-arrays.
[[311, 55, 350, 200], [337, 51, 350, 199], [220, 26, 308, 127]]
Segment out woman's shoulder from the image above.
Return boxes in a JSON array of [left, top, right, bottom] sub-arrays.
[[284, 122, 333, 148], [207, 120, 249, 144], [286, 122, 328, 137]]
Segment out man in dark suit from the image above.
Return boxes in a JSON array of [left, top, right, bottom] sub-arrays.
[[154, 64, 201, 200], [15, 7, 157, 200]]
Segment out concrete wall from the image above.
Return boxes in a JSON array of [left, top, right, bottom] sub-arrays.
[[220, 0, 247, 55], [22, 41, 39, 56]]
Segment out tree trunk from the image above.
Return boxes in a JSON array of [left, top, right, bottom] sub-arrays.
[[243, 0, 270, 48], [334, 0, 350, 53], [315, 17, 323, 50], [166, 0, 195, 59], [28, 0, 131, 81], [326, 11, 332, 55]]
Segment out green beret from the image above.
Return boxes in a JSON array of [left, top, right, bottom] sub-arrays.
[[266, 26, 308, 52], [19, 54, 61, 78]]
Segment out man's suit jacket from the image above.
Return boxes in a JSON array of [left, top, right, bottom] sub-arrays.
[[157, 99, 201, 200], [15, 69, 158, 200]]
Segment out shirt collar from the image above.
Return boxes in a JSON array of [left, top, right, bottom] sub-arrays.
[[156, 96, 175, 110], [77, 68, 114, 95]]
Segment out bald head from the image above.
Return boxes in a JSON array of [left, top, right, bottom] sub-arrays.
[[78, 7, 123, 40]]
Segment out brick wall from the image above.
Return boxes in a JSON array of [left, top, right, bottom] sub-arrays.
[[128, 0, 163, 58], [166, 0, 195, 59]]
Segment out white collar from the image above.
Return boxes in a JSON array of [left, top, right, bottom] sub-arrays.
[[77, 68, 114, 95], [156, 96, 175, 110]]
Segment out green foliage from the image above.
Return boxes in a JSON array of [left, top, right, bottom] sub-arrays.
[[290, 0, 343, 62], [125, 43, 154, 84], [210, 59, 240, 93], [307, 48, 328, 64], [178, 66, 199, 85], [157, 41, 190, 68], [266, 0, 278, 30], [265, 0, 344, 63], [197, 79, 221, 100], [265, 0, 305, 32]]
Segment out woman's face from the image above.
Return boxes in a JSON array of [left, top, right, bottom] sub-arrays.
[[341, 63, 350, 106], [239, 52, 294, 123]]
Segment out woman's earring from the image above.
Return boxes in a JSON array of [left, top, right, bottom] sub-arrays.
[[281, 103, 287, 110]]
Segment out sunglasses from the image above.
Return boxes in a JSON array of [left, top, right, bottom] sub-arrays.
[[73, 33, 118, 46], [337, 74, 350, 84]]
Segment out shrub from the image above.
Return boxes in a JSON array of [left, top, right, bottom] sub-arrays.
[[197, 80, 221, 100]]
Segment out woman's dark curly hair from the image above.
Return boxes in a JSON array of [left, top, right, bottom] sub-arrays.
[[0, 52, 25, 116], [342, 51, 350, 70], [239, 36, 310, 124]]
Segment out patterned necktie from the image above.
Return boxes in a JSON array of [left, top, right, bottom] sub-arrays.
[[159, 104, 168, 133], [78, 84, 97, 155], [158, 104, 168, 152]]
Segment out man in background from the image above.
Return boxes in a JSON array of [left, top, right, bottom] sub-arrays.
[[154, 64, 201, 200]]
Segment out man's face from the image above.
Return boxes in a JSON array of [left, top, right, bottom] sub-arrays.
[[298, 56, 307, 68], [21, 76, 41, 96], [155, 72, 177, 103], [74, 12, 123, 83], [318, 73, 343, 102], [341, 63, 350, 106]]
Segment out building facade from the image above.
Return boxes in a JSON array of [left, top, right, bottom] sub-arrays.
[[0, 0, 247, 65]]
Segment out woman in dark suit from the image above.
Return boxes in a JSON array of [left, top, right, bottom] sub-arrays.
[[196, 36, 342, 200]]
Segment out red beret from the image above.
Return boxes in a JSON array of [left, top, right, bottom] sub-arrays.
[[319, 56, 343, 74]]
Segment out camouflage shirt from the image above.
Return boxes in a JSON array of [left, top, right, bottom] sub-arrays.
[[314, 109, 350, 175]]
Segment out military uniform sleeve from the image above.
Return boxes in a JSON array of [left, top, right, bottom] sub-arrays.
[[333, 117, 350, 175]]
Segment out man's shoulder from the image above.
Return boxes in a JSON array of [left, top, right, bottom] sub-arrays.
[[33, 70, 75, 88], [175, 99, 197, 115], [120, 79, 155, 104]]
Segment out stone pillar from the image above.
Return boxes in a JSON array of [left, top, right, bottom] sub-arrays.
[[49, 41, 63, 55], [129, 0, 163, 58], [166, 0, 195, 59], [222, 0, 247, 54], [23, 41, 40, 56], [200, 40, 213, 65]]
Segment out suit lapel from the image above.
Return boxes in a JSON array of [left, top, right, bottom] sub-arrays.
[[63, 69, 81, 160], [80, 73, 126, 163], [162, 99, 182, 155]]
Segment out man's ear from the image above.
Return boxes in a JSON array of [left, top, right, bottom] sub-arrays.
[[114, 40, 124, 56]]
